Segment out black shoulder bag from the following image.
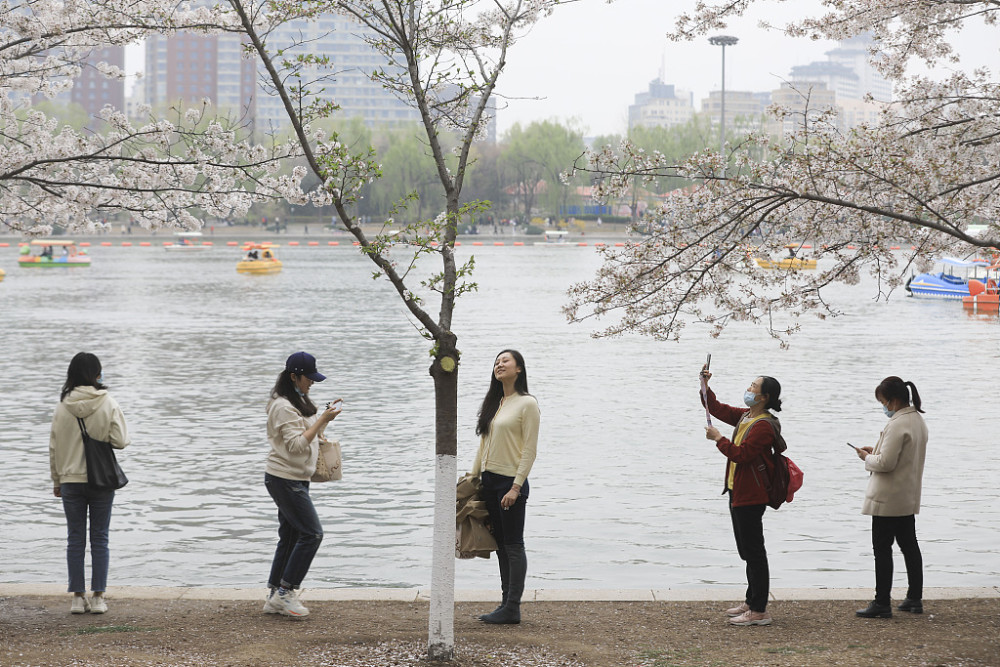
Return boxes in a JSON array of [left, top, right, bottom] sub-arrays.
[[77, 417, 128, 490]]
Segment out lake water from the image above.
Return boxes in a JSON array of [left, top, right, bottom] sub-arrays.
[[2, 240, 998, 592]]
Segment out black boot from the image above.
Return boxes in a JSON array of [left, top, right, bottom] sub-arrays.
[[856, 600, 892, 618], [482, 544, 525, 625], [897, 598, 923, 614], [479, 546, 509, 620]]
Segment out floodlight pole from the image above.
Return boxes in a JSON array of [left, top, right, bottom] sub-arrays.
[[708, 35, 739, 161]]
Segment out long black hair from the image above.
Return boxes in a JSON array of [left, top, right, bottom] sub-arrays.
[[476, 349, 529, 436], [271, 370, 318, 417], [759, 376, 782, 413], [60, 352, 107, 401], [875, 376, 924, 413]]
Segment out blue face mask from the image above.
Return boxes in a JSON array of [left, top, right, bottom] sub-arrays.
[[883, 404, 895, 418], [97, 373, 105, 385], [294, 387, 305, 397], [743, 391, 759, 407]]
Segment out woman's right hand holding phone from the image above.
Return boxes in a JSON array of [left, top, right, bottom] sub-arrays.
[[322, 399, 343, 423]]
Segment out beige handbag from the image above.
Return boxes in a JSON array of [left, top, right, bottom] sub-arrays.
[[311, 439, 342, 482]]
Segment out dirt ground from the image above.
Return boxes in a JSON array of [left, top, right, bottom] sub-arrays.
[[1, 595, 997, 666]]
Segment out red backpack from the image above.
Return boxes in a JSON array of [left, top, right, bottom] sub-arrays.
[[752, 418, 803, 510]]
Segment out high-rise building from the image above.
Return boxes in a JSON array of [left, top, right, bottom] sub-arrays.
[[700, 90, 771, 130], [143, 33, 257, 121], [628, 79, 695, 130], [140, 15, 455, 136], [769, 81, 838, 136], [49, 46, 126, 119], [789, 33, 891, 103]]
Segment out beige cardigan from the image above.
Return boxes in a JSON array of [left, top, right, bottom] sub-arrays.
[[862, 406, 928, 516]]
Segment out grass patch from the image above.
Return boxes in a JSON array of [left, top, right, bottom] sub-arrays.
[[70, 624, 157, 636], [764, 645, 830, 655], [637, 647, 724, 667]]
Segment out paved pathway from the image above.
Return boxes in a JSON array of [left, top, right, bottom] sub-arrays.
[[2, 583, 996, 603]]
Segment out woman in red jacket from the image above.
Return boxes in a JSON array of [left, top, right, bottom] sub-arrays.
[[701, 369, 782, 627]]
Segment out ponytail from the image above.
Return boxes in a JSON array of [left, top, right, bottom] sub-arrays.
[[905, 381, 924, 413], [875, 376, 925, 413]]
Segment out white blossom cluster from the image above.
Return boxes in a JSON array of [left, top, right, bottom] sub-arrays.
[[568, 0, 1000, 344], [0, 0, 323, 234]]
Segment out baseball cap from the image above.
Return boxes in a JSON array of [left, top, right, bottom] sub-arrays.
[[285, 351, 326, 382]]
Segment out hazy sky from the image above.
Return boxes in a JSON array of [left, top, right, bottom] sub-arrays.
[[124, 0, 999, 139], [494, 0, 1000, 137]]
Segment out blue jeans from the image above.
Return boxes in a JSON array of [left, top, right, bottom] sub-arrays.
[[265, 473, 323, 589], [60, 483, 115, 593]]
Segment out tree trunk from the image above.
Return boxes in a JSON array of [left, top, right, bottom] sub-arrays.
[[427, 332, 459, 661]]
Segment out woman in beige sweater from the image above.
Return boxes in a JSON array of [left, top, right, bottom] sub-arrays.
[[470, 349, 540, 625], [854, 376, 928, 619]]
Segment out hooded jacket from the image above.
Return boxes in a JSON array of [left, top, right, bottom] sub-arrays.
[[50, 386, 130, 486]]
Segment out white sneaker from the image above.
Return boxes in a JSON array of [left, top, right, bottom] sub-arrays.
[[725, 602, 750, 617], [272, 588, 309, 617], [70, 595, 91, 614], [262, 589, 281, 614], [90, 596, 108, 614]]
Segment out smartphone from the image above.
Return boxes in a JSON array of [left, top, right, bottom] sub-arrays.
[[327, 399, 343, 410], [705, 353, 712, 371], [847, 442, 858, 450]]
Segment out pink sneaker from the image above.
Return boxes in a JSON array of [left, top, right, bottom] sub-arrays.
[[725, 602, 750, 617], [728, 610, 772, 626]]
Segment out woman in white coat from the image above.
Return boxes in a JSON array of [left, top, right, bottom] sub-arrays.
[[854, 376, 928, 619]]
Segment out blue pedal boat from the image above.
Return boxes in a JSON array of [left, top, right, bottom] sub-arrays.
[[906, 258, 991, 299]]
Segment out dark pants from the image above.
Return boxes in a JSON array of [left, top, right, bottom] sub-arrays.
[[60, 483, 115, 593], [481, 471, 529, 607], [481, 471, 529, 547], [264, 473, 323, 590], [872, 514, 923, 604], [729, 496, 769, 612]]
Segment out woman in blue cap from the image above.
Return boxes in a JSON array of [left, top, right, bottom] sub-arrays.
[[262, 351, 341, 617]]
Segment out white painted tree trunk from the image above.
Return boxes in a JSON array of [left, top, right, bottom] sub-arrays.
[[427, 453, 457, 661]]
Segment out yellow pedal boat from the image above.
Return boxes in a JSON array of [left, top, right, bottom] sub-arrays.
[[237, 243, 282, 274], [755, 243, 817, 270]]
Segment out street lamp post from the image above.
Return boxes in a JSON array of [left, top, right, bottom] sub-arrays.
[[708, 35, 739, 160]]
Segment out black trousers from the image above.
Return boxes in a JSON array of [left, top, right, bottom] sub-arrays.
[[872, 514, 923, 604], [729, 495, 769, 612]]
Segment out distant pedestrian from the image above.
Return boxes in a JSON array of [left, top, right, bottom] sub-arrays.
[[701, 368, 783, 626], [49, 352, 130, 615], [471, 350, 539, 625], [262, 351, 342, 618], [854, 376, 928, 619]]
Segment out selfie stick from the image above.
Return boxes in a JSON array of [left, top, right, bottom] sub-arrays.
[[701, 353, 713, 427]]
